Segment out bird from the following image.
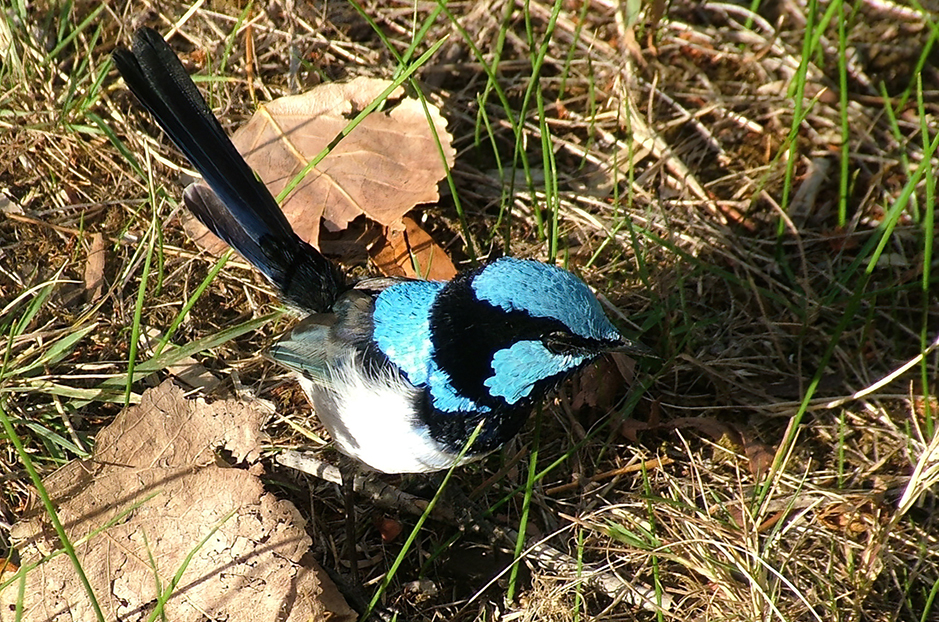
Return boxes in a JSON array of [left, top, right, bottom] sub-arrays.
[[112, 27, 653, 475]]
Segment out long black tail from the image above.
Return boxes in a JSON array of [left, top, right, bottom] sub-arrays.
[[112, 27, 345, 312]]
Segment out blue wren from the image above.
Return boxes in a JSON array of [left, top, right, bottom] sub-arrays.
[[113, 27, 653, 474]]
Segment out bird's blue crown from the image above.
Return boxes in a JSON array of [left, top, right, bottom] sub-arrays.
[[471, 258, 621, 342]]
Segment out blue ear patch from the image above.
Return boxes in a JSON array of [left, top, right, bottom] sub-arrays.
[[374, 280, 488, 414], [472, 258, 621, 342], [484, 340, 585, 404]]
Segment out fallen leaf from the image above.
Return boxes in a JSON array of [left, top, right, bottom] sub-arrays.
[[370, 216, 456, 279], [83, 232, 106, 302], [0, 190, 25, 215], [740, 428, 775, 480], [375, 515, 403, 542], [0, 558, 18, 578], [186, 76, 456, 254], [661, 418, 777, 481], [816, 498, 884, 536], [570, 356, 625, 412], [667, 416, 733, 441], [618, 397, 660, 443], [141, 327, 221, 394], [721, 502, 749, 528], [619, 418, 654, 443], [1, 381, 355, 622]]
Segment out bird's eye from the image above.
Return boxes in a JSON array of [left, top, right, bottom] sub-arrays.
[[543, 331, 577, 356]]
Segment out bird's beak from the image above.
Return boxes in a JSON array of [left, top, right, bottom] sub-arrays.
[[610, 336, 659, 359]]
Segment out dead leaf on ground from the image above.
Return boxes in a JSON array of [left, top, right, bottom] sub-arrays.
[[816, 498, 885, 536], [185, 76, 456, 258], [370, 215, 457, 279], [739, 427, 776, 480], [83, 232, 106, 302], [0, 381, 355, 622], [375, 515, 403, 543], [619, 417, 653, 443], [140, 327, 222, 394], [570, 354, 635, 412]]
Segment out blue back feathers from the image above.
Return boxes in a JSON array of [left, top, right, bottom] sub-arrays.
[[472, 258, 620, 342], [373, 280, 488, 413], [372, 280, 442, 382]]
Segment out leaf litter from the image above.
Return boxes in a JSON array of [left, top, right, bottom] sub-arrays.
[[184, 76, 456, 277], [0, 381, 355, 621], [2, 61, 459, 622], [3, 2, 939, 620]]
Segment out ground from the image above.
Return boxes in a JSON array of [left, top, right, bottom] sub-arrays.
[[1, 1, 938, 620]]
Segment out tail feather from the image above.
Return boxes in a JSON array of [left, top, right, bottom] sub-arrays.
[[113, 27, 345, 312]]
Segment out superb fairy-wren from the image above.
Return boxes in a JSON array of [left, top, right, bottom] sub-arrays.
[[113, 27, 653, 474]]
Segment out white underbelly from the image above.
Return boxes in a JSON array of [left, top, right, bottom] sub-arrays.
[[296, 367, 465, 474]]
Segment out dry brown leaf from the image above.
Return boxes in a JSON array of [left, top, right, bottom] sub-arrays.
[[619, 418, 654, 443], [375, 515, 403, 543], [667, 416, 733, 441], [816, 498, 884, 536], [739, 428, 776, 480], [570, 356, 624, 412], [659, 418, 775, 480], [370, 215, 456, 280], [186, 76, 456, 254], [1, 381, 354, 622], [83, 231, 106, 302], [0, 558, 18, 578], [141, 327, 221, 394]]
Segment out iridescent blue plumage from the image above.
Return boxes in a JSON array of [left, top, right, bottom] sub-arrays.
[[484, 340, 585, 404], [372, 281, 442, 384], [373, 281, 487, 414], [472, 258, 621, 342], [115, 28, 652, 474]]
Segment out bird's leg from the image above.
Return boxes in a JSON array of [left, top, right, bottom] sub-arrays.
[[339, 458, 360, 585]]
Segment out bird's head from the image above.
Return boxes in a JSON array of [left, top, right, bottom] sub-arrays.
[[429, 257, 651, 411]]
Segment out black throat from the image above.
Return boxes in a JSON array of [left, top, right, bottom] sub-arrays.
[[428, 268, 583, 408]]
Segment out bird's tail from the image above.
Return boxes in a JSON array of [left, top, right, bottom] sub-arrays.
[[112, 27, 345, 312]]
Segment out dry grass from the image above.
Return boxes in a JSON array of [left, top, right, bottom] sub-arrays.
[[1, 0, 938, 620]]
